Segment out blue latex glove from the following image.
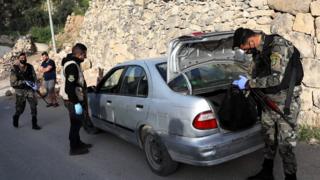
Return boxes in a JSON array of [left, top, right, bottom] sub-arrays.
[[25, 81, 39, 91], [74, 103, 83, 115], [232, 75, 248, 90]]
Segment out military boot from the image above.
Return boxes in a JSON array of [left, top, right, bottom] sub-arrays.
[[79, 141, 93, 149], [32, 116, 41, 130], [13, 115, 19, 128], [69, 147, 89, 156], [247, 159, 274, 180], [285, 173, 297, 180]]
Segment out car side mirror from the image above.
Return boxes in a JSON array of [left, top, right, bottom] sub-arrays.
[[87, 86, 96, 93]]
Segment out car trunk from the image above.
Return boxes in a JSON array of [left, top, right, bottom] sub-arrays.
[[166, 31, 258, 132], [197, 85, 259, 132]]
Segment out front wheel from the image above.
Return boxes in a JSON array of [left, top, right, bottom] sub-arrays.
[[143, 133, 179, 176]]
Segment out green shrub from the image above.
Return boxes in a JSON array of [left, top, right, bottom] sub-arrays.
[[298, 125, 320, 142], [30, 26, 52, 43]]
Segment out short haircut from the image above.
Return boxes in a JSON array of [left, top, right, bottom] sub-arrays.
[[41, 51, 48, 56], [72, 43, 87, 55], [18, 52, 26, 57], [233, 28, 256, 49]]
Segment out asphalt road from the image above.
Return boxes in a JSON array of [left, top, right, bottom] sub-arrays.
[[0, 95, 319, 180]]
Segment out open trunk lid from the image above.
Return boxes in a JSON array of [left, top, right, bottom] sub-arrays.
[[167, 31, 246, 83]]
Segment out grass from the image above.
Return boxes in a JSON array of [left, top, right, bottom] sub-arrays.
[[298, 125, 320, 143]]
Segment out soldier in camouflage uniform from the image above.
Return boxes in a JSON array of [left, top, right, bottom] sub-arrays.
[[232, 28, 302, 180], [10, 53, 41, 130]]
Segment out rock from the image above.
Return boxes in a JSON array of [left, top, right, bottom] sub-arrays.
[[81, 59, 92, 71], [257, 16, 272, 25], [311, 0, 320, 16], [249, 0, 268, 8], [135, 0, 145, 6], [300, 87, 313, 111], [282, 32, 314, 58], [12, 35, 36, 55], [302, 58, 320, 88], [313, 90, 320, 109], [221, 11, 235, 22], [299, 110, 320, 127], [5, 90, 12, 96], [316, 43, 320, 59], [34, 43, 49, 52], [309, 138, 320, 145], [271, 13, 295, 35], [83, 68, 100, 87], [250, 10, 275, 17], [316, 17, 320, 42], [293, 13, 315, 36], [268, 0, 312, 15]]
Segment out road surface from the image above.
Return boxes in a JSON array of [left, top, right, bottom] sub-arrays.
[[0, 95, 319, 180]]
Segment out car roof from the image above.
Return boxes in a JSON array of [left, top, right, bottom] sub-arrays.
[[115, 57, 166, 67]]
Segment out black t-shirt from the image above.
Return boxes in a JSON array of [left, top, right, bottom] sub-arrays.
[[41, 59, 56, 81]]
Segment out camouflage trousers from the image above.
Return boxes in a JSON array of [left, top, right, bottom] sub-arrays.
[[14, 90, 38, 117], [261, 92, 301, 174]]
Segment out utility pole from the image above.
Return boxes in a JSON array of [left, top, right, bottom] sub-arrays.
[[47, 0, 56, 53]]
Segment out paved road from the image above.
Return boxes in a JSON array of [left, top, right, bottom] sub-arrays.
[[0, 95, 319, 180]]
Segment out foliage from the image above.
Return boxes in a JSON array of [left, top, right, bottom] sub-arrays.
[[30, 26, 52, 43], [29, 24, 65, 44], [298, 125, 320, 142], [0, 0, 90, 38]]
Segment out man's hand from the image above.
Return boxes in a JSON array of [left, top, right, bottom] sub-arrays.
[[74, 103, 83, 115], [232, 75, 248, 90], [25, 81, 39, 91]]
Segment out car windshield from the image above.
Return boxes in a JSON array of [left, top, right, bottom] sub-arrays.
[[157, 62, 246, 91]]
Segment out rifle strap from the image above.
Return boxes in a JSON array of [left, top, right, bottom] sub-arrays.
[[283, 66, 297, 115]]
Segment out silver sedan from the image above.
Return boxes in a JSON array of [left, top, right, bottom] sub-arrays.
[[87, 31, 263, 176]]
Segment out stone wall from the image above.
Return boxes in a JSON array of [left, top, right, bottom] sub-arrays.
[[77, 0, 320, 127]]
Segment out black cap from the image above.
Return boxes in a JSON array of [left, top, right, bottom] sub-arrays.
[[233, 28, 256, 49]]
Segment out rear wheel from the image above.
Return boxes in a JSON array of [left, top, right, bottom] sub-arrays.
[[143, 133, 179, 176]]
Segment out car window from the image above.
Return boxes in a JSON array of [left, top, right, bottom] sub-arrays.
[[120, 66, 148, 97], [168, 75, 189, 93], [99, 68, 124, 93], [185, 63, 245, 90], [156, 63, 167, 81]]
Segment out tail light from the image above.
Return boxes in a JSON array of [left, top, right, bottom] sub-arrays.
[[193, 111, 218, 130]]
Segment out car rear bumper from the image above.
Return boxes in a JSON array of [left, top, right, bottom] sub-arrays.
[[159, 125, 264, 166]]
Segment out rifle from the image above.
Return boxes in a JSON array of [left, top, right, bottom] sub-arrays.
[[25, 80, 50, 105], [250, 89, 295, 129]]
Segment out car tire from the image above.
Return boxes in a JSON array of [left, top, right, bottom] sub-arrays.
[[143, 133, 179, 176]]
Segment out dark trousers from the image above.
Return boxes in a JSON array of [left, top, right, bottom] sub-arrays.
[[64, 101, 84, 149]]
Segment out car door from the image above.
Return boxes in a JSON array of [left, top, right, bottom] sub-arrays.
[[115, 65, 150, 131], [96, 67, 125, 124]]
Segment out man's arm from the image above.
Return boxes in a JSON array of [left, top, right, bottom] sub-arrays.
[[65, 64, 80, 104], [10, 67, 24, 88], [248, 42, 293, 89]]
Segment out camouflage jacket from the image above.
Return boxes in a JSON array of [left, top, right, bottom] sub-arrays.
[[248, 34, 302, 102], [10, 63, 37, 95]]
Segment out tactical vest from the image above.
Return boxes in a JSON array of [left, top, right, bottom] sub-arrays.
[[13, 64, 35, 89], [253, 35, 304, 94], [59, 61, 85, 101]]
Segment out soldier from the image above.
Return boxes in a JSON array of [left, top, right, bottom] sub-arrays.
[[60, 43, 92, 155], [232, 28, 303, 180], [10, 52, 41, 130]]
